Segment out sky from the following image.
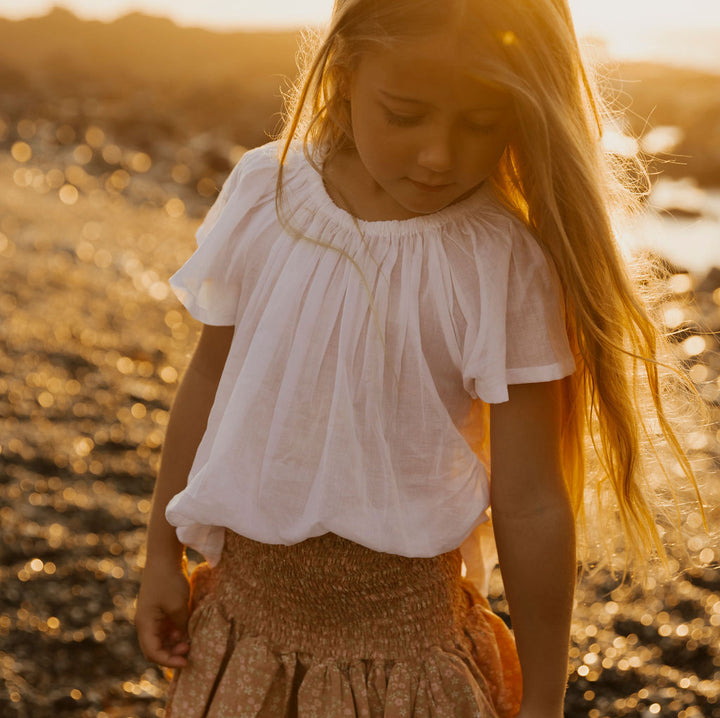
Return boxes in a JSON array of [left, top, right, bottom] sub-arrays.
[[1, 0, 719, 66]]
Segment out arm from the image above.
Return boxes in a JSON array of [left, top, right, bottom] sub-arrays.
[[135, 323, 234, 667], [490, 380, 576, 717]]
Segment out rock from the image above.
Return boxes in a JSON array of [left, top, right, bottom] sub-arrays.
[[696, 266, 720, 294]]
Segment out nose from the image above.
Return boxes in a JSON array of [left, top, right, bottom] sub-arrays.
[[416, 127, 454, 175]]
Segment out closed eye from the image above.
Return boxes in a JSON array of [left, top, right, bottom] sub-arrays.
[[383, 107, 424, 127], [465, 119, 500, 134]]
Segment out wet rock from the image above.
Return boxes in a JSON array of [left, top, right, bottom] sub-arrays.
[[697, 266, 720, 294], [0, 29, 718, 715]]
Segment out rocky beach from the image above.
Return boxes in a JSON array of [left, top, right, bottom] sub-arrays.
[[0, 9, 719, 718]]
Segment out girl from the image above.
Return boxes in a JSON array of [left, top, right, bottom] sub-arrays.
[[135, 1, 699, 716]]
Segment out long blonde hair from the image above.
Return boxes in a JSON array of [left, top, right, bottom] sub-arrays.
[[278, 0, 704, 571]]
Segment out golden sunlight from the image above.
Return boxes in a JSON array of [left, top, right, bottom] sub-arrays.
[[3, 0, 720, 34], [3, 0, 720, 69], [0, 0, 719, 716]]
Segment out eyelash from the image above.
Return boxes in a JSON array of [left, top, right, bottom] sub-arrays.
[[383, 108, 499, 134], [466, 121, 499, 134], [384, 109, 422, 127]]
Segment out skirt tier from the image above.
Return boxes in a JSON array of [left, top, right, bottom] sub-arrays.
[[166, 531, 522, 717]]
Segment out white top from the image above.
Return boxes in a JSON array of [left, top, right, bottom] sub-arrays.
[[166, 141, 576, 583]]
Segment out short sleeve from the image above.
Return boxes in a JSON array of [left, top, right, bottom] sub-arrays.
[[462, 216, 576, 404], [169, 144, 278, 325]]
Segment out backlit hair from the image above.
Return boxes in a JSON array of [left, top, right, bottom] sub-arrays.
[[278, 0, 704, 572]]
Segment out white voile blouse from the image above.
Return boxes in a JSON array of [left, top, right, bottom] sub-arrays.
[[165, 142, 576, 588]]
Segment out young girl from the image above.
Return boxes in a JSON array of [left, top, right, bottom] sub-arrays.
[[135, 1, 699, 716]]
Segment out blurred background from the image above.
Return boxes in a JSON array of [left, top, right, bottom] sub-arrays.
[[0, 2, 719, 717]]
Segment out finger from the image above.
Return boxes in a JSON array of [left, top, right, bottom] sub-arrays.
[[137, 615, 184, 662], [168, 625, 188, 643], [135, 597, 191, 666], [161, 617, 189, 648], [139, 626, 190, 667], [170, 641, 190, 656], [148, 646, 189, 668], [136, 622, 164, 660]]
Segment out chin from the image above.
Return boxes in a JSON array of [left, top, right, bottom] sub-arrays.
[[401, 195, 459, 216]]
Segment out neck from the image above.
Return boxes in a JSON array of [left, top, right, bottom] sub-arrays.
[[321, 147, 421, 221]]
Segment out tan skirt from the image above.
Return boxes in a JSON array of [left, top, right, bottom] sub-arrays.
[[165, 531, 522, 718]]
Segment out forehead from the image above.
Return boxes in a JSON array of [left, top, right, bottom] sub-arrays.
[[352, 31, 508, 110]]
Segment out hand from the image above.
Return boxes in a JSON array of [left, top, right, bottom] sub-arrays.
[[135, 563, 191, 668]]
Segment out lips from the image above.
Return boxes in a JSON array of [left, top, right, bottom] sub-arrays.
[[409, 179, 453, 192]]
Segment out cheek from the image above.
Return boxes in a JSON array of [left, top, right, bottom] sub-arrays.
[[465, 137, 508, 176], [488, 138, 509, 167], [350, 103, 382, 151], [352, 117, 406, 171]]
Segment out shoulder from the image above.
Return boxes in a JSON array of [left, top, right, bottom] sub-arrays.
[[453, 189, 549, 275], [229, 141, 281, 185], [452, 192, 565, 322], [238, 139, 310, 172], [228, 140, 311, 194], [195, 141, 289, 245], [474, 192, 537, 248], [480, 194, 556, 276], [209, 141, 294, 219]]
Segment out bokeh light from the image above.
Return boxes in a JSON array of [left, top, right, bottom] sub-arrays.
[[0, 3, 718, 718]]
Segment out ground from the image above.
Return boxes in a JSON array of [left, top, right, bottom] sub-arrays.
[[0, 145, 718, 717]]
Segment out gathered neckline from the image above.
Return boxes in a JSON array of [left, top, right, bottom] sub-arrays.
[[285, 146, 495, 239]]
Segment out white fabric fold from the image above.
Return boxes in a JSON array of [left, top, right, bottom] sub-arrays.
[[166, 141, 576, 584]]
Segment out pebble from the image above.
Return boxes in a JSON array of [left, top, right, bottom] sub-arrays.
[[0, 114, 718, 717]]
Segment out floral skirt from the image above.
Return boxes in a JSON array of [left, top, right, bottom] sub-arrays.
[[165, 531, 522, 718]]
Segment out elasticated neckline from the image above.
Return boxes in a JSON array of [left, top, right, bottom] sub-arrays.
[[288, 147, 494, 239]]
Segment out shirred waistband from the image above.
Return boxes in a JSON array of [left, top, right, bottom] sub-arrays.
[[200, 530, 473, 660]]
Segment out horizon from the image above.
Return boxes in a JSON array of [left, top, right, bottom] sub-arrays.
[[3, 0, 720, 33], [1, 1, 720, 72]]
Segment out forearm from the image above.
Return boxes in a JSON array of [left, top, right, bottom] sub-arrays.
[[493, 492, 576, 713], [144, 324, 233, 569], [145, 352, 226, 570]]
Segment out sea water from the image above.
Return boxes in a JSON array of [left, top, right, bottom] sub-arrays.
[[619, 179, 720, 275]]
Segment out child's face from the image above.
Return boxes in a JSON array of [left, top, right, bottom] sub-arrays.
[[345, 31, 512, 218]]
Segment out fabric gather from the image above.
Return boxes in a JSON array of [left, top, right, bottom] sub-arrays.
[[164, 141, 575, 586], [166, 531, 522, 718]]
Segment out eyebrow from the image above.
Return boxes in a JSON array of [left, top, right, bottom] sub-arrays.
[[378, 89, 508, 112], [379, 90, 428, 106]]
